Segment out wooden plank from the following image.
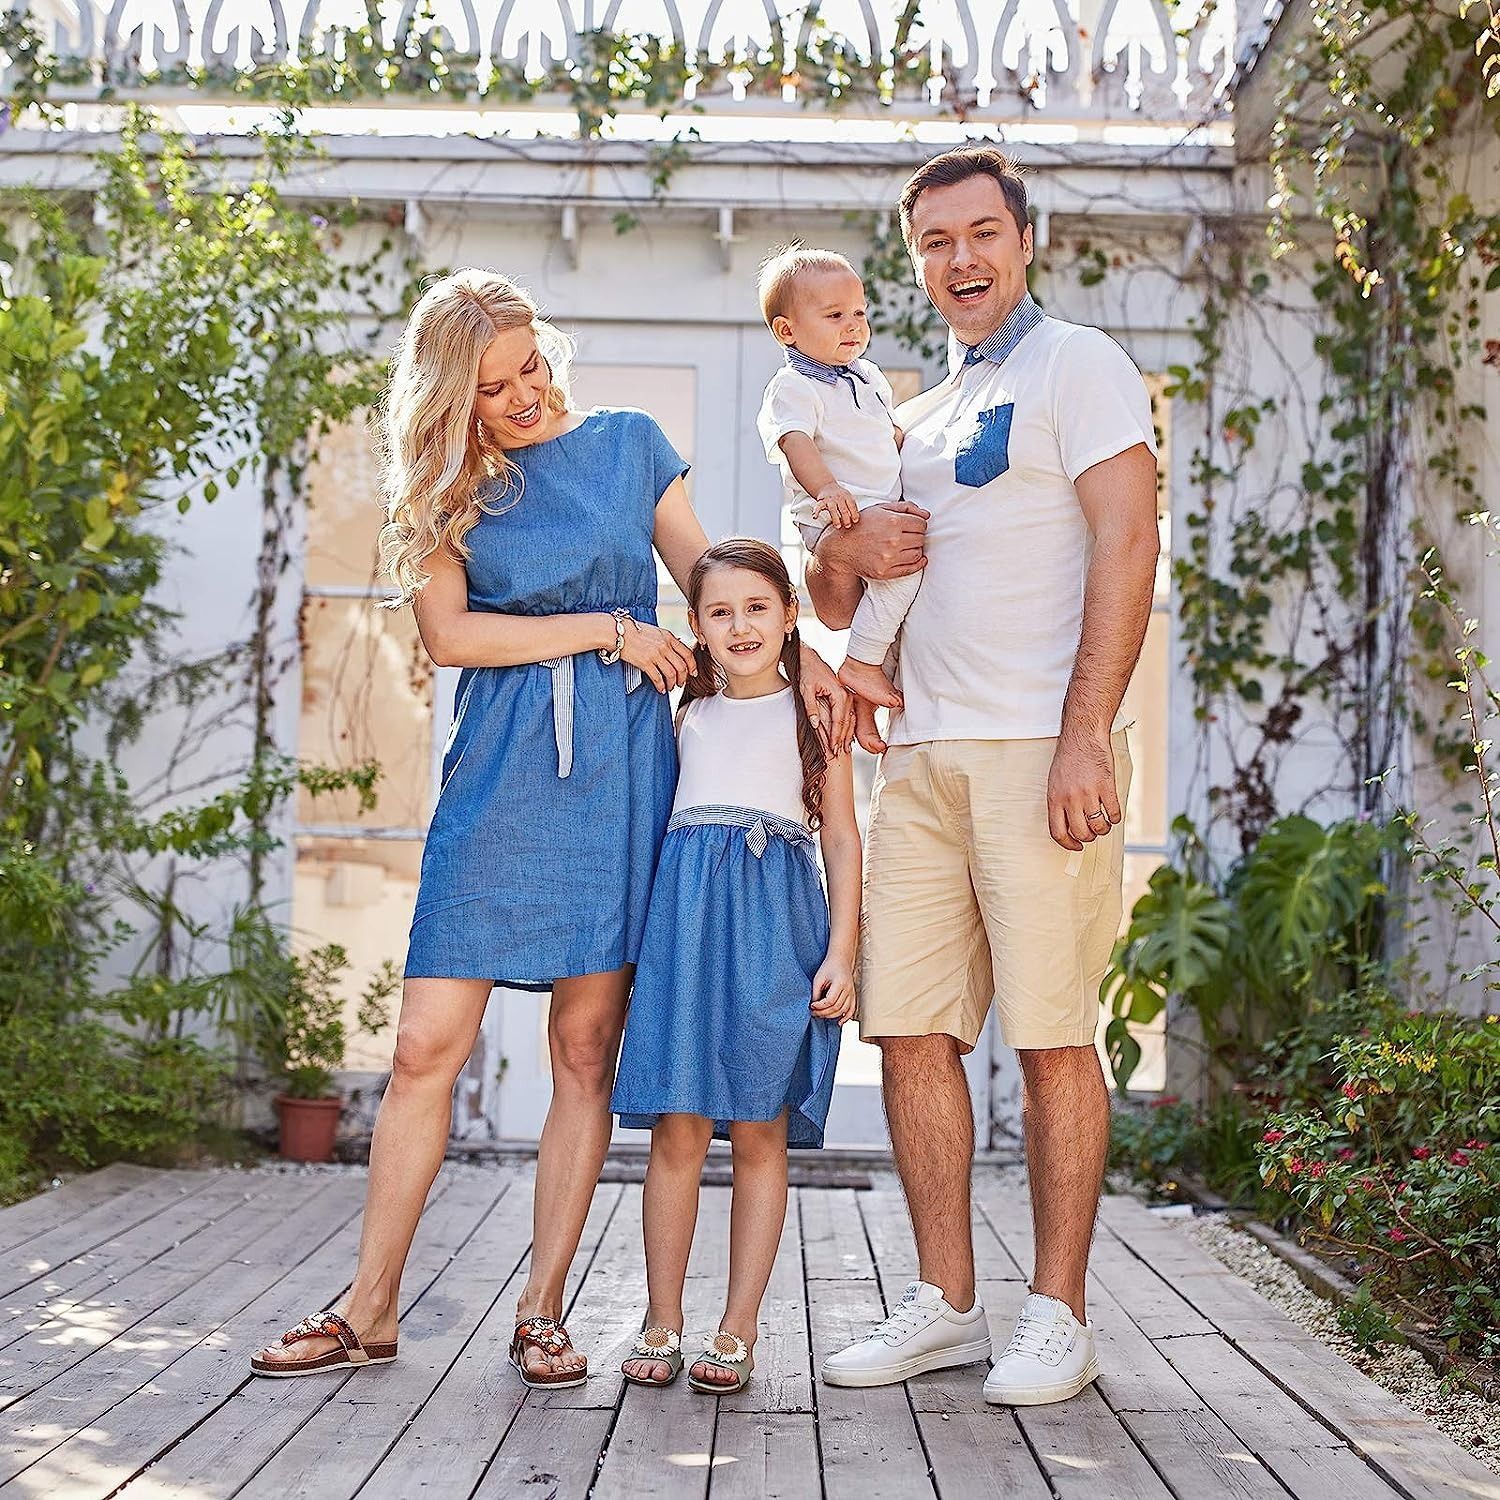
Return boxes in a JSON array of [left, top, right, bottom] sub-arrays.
[[711, 1412, 820, 1500], [971, 1172, 1037, 1284], [1084, 1232, 1217, 1340], [919, 1409, 1053, 1499], [1233, 1335, 1500, 1500], [100, 1170, 505, 1500], [0, 1173, 355, 1490], [741, 1190, 812, 1416], [360, 1181, 621, 1497], [1254, 1445, 1406, 1500], [799, 1189, 873, 1282], [0, 1171, 218, 1300], [0, 1172, 292, 1342], [806, 1277, 935, 1500], [237, 1173, 531, 1500], [11, 1175, 380, 1500], [1086, 1276, 1210, 1417], [1014, 1383, 1173, 1500], [591, 1283, 719, 1500], [0, 1173, 329, 1406], [0, 1167, 157, 1255], [469, 1404, 612, 1500], [684, 1185, 732, 1283], [1154, 1333, 1350, 1453], [1118, 1406, 1294, 1499]]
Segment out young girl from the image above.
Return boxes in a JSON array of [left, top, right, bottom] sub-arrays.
[[610, 538, 861, 1395]]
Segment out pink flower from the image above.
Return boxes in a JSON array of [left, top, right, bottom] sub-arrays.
[[1308, 1163, 1327, 1179], [1342, 1082, 1360, 1100], [1449, 1150, 1471, 1166], [1387, 1228, 1408, 1243], [1263, 1129, 1286, 1145], [1288, 1158, 1305, 1175], [1413, 1147, 1431, 1160], [1358, 1177, 1377, 1192], [1464, 1139, 1488, 1151], [1337, 1148, 1356, 1161]]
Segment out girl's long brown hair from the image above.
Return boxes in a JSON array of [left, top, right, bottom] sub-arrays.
[[681, 538, 828, 829]]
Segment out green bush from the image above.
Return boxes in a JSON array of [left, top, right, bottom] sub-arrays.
[[1257, 1009, 1500, 1358]]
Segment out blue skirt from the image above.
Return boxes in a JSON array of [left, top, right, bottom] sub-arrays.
[[611, 807, 841, 1149]]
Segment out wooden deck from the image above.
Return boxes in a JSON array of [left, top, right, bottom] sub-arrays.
[[0, 1162, 1495, 1500]]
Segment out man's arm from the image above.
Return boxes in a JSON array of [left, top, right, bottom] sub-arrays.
[[803, 501, 931, 629], [1047, 443, 1160, 851]]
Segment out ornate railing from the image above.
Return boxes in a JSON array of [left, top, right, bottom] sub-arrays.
[[9, 0, 1237, 122]]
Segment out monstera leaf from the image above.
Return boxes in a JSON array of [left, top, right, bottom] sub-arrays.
[[1234, 815, 1387, 988], [1100, 865, 1235, 1089]]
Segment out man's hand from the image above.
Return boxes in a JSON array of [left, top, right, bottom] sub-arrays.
[[817, 500, 930, 582], [1046, 731, 1122, 851]]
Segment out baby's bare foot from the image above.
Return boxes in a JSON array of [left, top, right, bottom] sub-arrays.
[[838, 656, 902, 709]]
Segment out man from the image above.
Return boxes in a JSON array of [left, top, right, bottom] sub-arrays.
[[808, 146, 1159, 1405]]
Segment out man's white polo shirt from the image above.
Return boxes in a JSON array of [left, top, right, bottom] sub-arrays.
[[885, 304, 1157, 746]]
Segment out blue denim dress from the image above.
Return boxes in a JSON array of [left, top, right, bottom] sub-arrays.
[[404, 408, 686, 985]]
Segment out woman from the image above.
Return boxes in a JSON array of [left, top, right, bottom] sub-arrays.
[[250, 270, 850, 1387]]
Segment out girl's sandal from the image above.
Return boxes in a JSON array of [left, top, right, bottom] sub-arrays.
[[621, 1325, 684, 1387], [509, 1315, 589, 1390], [687, 1331, 754, 1395], [249, 1310, 397, 1378]]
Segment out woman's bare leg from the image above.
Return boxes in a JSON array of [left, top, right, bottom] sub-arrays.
[[254, 975, 493, 1367], [690, 1115, 788, 1387], [622, 1113, 713, 1382], [514, 964, 633, 1380]]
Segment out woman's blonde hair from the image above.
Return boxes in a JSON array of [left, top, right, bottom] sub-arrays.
[[378, 269, 573, 604]]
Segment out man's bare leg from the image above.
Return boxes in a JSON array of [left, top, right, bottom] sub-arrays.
[[881, 1033, 976, 1312], [1018, 1044, 1110, 1322]]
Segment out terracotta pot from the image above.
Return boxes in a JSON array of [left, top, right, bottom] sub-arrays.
[[275, 1094, 343, 1162]]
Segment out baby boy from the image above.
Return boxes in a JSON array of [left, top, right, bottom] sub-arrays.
[[755, 247, 916, 736]]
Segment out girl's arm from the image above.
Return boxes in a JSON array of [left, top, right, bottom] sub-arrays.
[[654, 477, 856, 754], [414, 544, 695, 690], [811, 749, 862, 1021]]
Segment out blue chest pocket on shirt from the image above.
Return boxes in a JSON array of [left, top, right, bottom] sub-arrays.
[[955, 404, 1014, 488]]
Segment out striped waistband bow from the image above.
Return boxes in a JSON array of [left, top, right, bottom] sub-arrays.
[[538, 638, 644, 779], [667, 804, 815, 858]]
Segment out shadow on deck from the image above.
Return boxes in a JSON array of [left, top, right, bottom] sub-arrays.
[[0, 1160, 1495, 1499]]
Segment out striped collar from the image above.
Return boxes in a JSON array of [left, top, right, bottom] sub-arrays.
[[785, 347, 872, 407], [960, 293, 1045, 368]]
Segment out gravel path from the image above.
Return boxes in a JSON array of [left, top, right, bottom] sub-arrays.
[[1179, 1209, 1500, 1475]]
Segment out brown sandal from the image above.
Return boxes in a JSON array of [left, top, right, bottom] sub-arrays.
[[509, 1315, 588, 1390], [249, 1310, 397, 1378]]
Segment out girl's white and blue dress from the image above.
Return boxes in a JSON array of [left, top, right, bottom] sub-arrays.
[[611, 686, 841, 1149]]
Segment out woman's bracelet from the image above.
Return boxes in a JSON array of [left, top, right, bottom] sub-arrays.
[[598, 608, 632, 665]]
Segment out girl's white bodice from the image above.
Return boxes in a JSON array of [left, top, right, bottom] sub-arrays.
[[670, 686, 809, 827]]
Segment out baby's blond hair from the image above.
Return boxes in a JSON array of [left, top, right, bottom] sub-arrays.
[[757, 246, 859, 327]]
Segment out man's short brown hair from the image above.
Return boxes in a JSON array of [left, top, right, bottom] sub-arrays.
[[757, 246, 859, 327], [898, 147, 1030, 248]]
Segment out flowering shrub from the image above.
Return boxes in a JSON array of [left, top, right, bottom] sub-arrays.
[[1256, 1011, 1500, 1358]]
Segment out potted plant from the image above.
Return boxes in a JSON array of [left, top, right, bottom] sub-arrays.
[[254, 943, 397, 1162]]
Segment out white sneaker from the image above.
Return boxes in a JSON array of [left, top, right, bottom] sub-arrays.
[[982, 1292, 1099, 1406], [820, 1280, 992, 1388]]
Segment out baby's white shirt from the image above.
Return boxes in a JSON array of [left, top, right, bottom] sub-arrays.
[[757, 356, 903, 551]]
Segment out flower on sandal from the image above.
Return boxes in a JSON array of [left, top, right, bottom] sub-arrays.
[[632, 1326, 681, 1356], [703, 1331, 749, 1363]]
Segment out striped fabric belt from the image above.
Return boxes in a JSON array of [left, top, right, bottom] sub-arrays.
[[667, 803, 815, 859], [539, 623, 647, 778]]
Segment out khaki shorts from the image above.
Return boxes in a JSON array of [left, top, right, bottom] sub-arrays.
[[859, 732, 1132, 1052]]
